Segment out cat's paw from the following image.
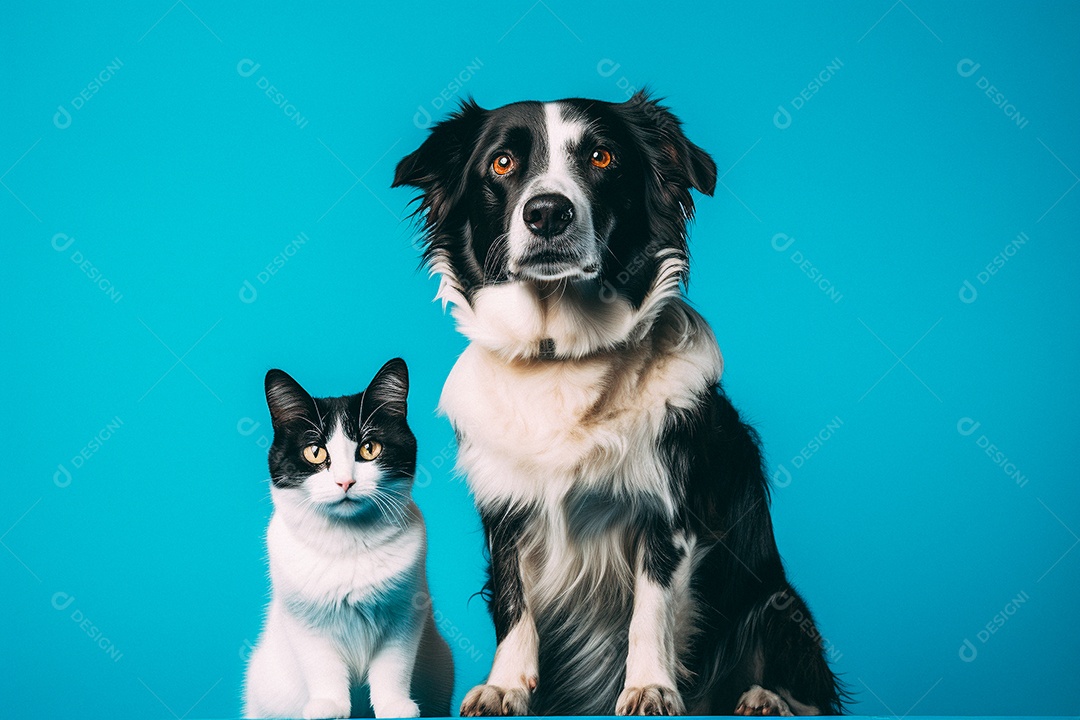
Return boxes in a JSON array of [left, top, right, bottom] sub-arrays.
[[374, 698, 420, 718], [460, 684, 530, 716], [734, 685, 793, 716], [302, 696, 351, 719], [616, 685, 686, 715]]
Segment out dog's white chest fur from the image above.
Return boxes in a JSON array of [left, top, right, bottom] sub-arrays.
[[441, 300, 722, 511]]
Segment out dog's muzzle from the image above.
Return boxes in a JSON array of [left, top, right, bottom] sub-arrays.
[[523, 193, 575, 239], [513, 192, 599, 280]]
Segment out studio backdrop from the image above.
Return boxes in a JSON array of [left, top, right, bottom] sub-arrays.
[[2, 1, 1078, 718]]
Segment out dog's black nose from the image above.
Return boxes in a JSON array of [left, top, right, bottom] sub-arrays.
[[523, 194, 574, 238]]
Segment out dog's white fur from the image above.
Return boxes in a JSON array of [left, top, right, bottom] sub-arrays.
[[443, 101, 725, 715], [243, 423, 450, 719]]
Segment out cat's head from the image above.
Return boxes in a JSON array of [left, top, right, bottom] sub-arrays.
[[263, 358, 417, 522]]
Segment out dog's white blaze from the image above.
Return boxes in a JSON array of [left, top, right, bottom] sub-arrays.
[[506, 103, 599, 279], [540, 103, 584, 195]]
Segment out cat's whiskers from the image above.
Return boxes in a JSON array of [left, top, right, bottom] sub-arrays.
[[370, 494, 400, 529], [365, 489, 405, 530], [369, 487, 409, 529]]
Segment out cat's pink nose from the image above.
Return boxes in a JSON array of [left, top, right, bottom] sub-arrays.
[[336, 479, 356, 492]]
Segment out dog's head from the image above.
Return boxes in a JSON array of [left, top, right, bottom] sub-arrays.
[[393, 91, 716, 359]]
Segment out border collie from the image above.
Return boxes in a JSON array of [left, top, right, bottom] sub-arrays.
[[392, 92, 844, 717]]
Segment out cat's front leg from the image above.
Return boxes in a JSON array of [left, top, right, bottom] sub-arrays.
[[282, 613, 351, 719], [368, 640, 421, 718]]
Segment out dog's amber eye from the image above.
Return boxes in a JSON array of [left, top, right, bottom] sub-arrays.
[[590, 148, 613, 169], [359, 440, 382, 461], [492, 154, 514, 175], [302, 445, 328, 465]]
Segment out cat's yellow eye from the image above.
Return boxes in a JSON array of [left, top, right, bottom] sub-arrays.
[[359, 440, 382, 461], [302, 445, 328, 465]]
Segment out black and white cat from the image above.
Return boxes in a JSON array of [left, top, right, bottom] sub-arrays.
[[243, 359, 454, 719]]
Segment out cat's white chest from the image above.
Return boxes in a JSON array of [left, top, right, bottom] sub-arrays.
[[267, 513, 422, 614]]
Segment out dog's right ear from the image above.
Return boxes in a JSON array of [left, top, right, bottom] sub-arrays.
[[392, 99, 486, 227]]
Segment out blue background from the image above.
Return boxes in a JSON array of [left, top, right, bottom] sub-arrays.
[[3, 2, 1078, 718]]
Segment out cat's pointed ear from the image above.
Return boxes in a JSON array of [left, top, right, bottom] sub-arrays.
[[265, 369, 316, 431], [365, 358, 409, 418]]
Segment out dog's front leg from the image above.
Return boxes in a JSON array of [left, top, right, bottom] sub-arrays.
[[461, 613, 538, 717], [461, 507, 537, 717], [616, 529, 690, 716]]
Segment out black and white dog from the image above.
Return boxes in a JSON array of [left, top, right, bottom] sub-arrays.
[[393, 92, 843, 717]]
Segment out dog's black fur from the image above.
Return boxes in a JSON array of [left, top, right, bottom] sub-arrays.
[[394, 92, 845, 716]]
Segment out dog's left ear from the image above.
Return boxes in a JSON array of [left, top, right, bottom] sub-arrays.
[[393, 99, 487, 227], [623, 91, 717, 196]]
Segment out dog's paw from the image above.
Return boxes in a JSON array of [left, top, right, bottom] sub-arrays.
[[302, 696, 351, 719], [734, 685, 793, 716], [374, 698, 420, 718], [616, 685, 686, 716], [460, 684, 530, 716]]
